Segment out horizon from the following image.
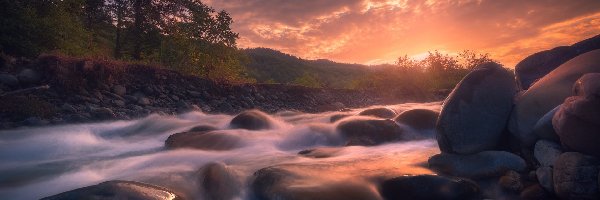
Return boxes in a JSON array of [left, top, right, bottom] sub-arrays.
[[205, 0, 600, 67]]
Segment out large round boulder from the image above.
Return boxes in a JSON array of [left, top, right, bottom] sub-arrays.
[[197, 162, 241, 200], [532, 105, 560, 142], [165, 131, 244, 151], [394, 109, 439, 130], [379, 175, 481, 200], [437, 62, 516, 154], [533, 140, 563, 167], [509, 50, 600, 147], [428, 151, 527, 179], [336, 119, 404, 146], [229, 110, 273, 130], [41, 180, 183, 200], [515, 34, 600, 90], [358, 107, 397, 119], [553, 152, 599, 199]]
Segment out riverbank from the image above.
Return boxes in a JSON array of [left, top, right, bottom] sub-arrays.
[[0, 55, 442, 130]]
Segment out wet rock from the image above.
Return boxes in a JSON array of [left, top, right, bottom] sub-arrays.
[[113, 100, 125, 107], [428, 151, 527, 179], [16, 68, 41, 84], [0, 74, 19, 87], [437, 62, 516, 154], [137, 97, 151, 106], [187, 125, 217, 132], [515, 34, 600, 90], [358, 107, 397, 118], [520, 184, 553, 200], [112, 85, 126, 96], [61, 103, 77, 113], [380, 175, 481, 200], [251, 167, 380, 200], [553, 74, 600, 157], [394, 109, 439, 130], [534, 140, 562, 167], [336, 119, 404, 146], [197, 162, 241, 200], [553, 152, 599, 199], [229, 110, 272, 130], [509, 50, 600, 147], [40, 180, 183, 200], [329, 114, 350, 123], [298, 147, 343, 158], [498, 170, 523, 193], [532, 105, 560, 142], [23, 117, 49, 126], [92, 107, 116, 120], [536, 166, 554, 193], [165, 131, 244, 151]]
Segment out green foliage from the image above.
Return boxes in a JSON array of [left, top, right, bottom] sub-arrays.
[[293, 73, 322, 88]]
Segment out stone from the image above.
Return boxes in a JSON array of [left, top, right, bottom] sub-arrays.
[[573, 73, 600, 98], [61, 103, 77, 113], [428, 151, 527, 179], [298, 147, 343, 158], [16, 68, 41, 84], [553, 75, 600, 157], [197, 162, 241, 200], [113, 100, 125, 107], [251, 166, 380, 200], [394, 109, 439, 130], [509, 50, 600, 147], [536, 166, 554, 193], [532, 105, 560, 142], [499, 171, 524, 194], [336, 119, 404, 146], [112, 85, 126, 96], [380, 175, 481, 200], [520, 184, 552, 200], [92, 107, 115, 120], [553, 152, 599, 199], [229, 110, 273, 130], [0, 74, 19, 87], [329, 114, 350, 122], [358, 107, 397, 118], [533, 140, 562, 167], [437, 62, 516, 154], [137, 97, 151, 106], [515, 34, 600, 90], [165, 131, 244, 151], [40, 180, 183, 200], [187, 125, 217, 132]]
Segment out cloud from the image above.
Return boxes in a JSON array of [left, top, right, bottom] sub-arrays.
[[205, 0, 600, 67]]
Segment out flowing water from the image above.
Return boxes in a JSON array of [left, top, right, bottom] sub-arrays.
[[0, 102, 442, 200]]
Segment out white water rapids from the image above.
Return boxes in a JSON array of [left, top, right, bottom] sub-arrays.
[[0, 102, 442, 200]]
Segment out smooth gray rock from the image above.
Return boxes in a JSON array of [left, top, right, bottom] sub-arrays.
[[394, 109, 439, 130], [437, 62, 516, 154], [229, 110, 273, 130], [336, 119, 404, 146], [358, 107, 397, 118], [112, 85, 126, 96], [534, 140, 562, 167], [428, 151, 527, 179], [165, 131, 244, 151], [532, 105, 560, 142], [16, 68, 41, 84], [41, 180, 183, 200], [197, 162, 241, 200], [380, 175, 481, 200], [536, 166, 554, 193], [553, 152, 599, 199], [0, 74, 19, 87]]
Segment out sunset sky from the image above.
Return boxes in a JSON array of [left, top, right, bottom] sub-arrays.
[[204, 0, 600, 67]]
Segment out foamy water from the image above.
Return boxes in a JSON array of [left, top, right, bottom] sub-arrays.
[[0, 102, 442, 200]]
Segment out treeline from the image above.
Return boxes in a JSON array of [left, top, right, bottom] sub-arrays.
[[0, 0, 250, 82]]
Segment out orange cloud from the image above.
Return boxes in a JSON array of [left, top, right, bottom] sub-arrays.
[[206, 0, 600, 67]]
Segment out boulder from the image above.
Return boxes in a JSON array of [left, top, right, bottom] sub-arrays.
[[251, 167, 380, 200], [329, 114, 350, 123], [336, 119, 404, 146], [532, 105, 560, 142], [112, 85, 127, 96], [553, 152, 599, 199], [16, 68, 41, 84], [379, 175, 481, 200], [187, 125, 217, 132], [165, 131, 244, 151], [229, 110, 272, 130], [358, 107, 397, 118], [0, 74, 19, 87], [394, 109, 439, 130], [509, 50, 600, 147], [536, 166, 554, 193], [498, 170, 523, 193], [428, 151, 527, 179], [197, 162, 241, 200], [298, 147, 343, 158], [437, 62, 516, 154], [553, 74, 600, 157], [92, 107, 116, 120], [41, 180, 183, 200], [533, 140, 562, 167], [515, 34, 600, 90]]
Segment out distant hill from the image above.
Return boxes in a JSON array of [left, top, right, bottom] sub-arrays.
[[243, 48, 373, 88]]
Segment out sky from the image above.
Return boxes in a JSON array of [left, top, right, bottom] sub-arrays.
[[204, 0, 600, 67]]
